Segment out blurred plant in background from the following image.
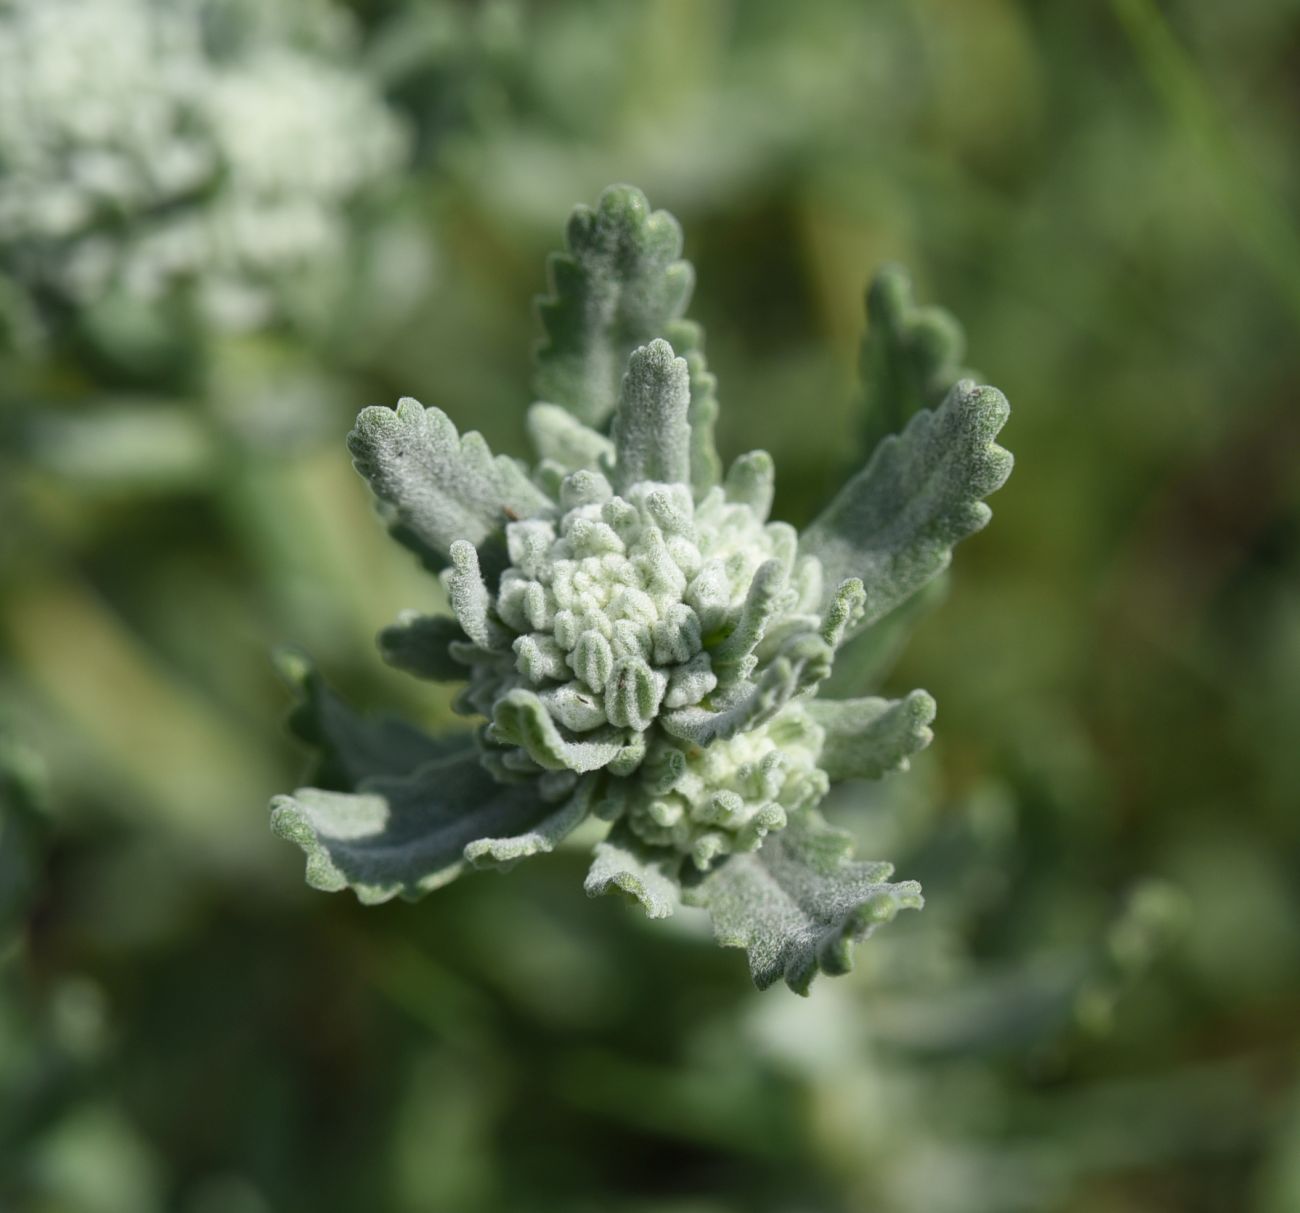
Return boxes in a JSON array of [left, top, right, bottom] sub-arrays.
[[0, 0, 435, 865], [0, 0, 406, 339], [2, 0, 1299, 1211]]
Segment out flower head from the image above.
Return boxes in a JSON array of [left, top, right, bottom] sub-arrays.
[[272, 186, 1013, 992]]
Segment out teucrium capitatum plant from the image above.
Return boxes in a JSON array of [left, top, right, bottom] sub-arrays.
[[271, 186, 1012, 993]]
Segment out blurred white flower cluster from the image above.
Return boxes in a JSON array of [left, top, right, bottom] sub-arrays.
[[0, 0, 407, 330]]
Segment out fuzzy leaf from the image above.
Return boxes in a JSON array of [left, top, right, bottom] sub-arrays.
[[276, 649, 468, 789], [711, 558, 786, 665], [270, 752, 589, 904], [534, 184, 696, 428], [584, 824, 682, 919], [378, 612, 469, 681], [464, 778, 596, 869], [445, 540, 509, 649], [808, 690, 936, 781], [526, 402, 615, 472], [860, 264, 971, 455], [723, 451, 775, 520], [489, 688, 629, 773], [817, 578, 868, 650], [611, 339, 692, 490], [348, 397, 552, 579], [681, 332, 722, 497], [666, 596, 856, 747], [802, 380, 1012, 628], [683, 812, 923, 993], [821, 575, 949, 697], [663, 632, 833, 746]]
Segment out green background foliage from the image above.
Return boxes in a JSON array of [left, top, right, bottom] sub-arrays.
[[2, 1, 1299, 1210]]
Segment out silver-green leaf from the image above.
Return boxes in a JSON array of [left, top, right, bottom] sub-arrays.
[[526, 402, 615, 473], [348, 397, 552, 578], [859, 263, 972, 456], [378, 612, 470, 681], [801, 379, 1012, 628], [808, 690, 936, 782], [584, 824, 682, 919], [270, 751, 591, 904], [275, 648, 469, 787], [681, 331, 721, 498], [534, 184, 696, 428], [683, 811, 923, 994], [489, 688, 630, 773], [611, 339, 692, 491]]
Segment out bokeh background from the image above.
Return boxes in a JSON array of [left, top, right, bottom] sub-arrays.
[[2, 1, 1299, 1210]]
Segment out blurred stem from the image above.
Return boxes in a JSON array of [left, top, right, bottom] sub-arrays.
[[355, 930, 500, 1054], [1, 576, 275, 854], [549, 1047, 801, 1160], [1111, 0, 1300, 332], [218, 445, 440, 676]]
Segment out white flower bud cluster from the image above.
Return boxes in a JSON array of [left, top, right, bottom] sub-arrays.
[[462, 473, 820, 729], [0, 0, 405, 329], [448, 466, 835, 866]]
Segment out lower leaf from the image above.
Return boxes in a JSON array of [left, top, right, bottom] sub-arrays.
[[682, 811, 922, 994], [584, 824, 682, 919], [275, 648, 470, 788], [270, 751, 591, 904]]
